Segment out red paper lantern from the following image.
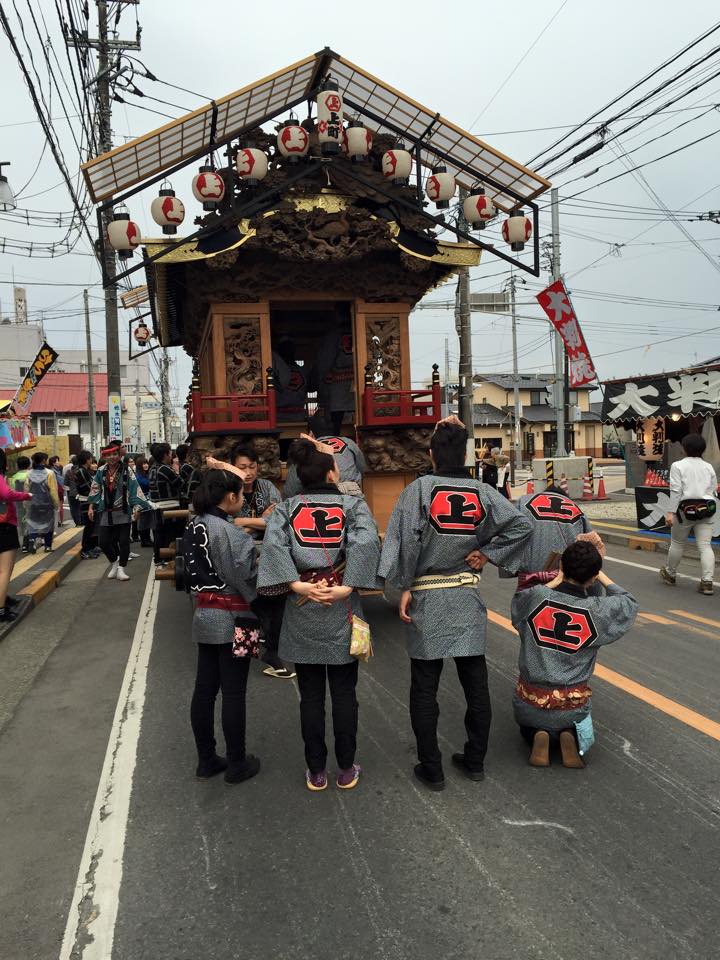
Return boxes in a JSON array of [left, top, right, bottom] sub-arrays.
[[277, 117, 310, 162], [107, 207, 140, 260], [236, 145, 268, 186], [317, 78, 343, 156], [502, 209, 532, 251], [133, 321, 151, 346], [425, 165, 455, 209], [382, 143, 412, 185], [192, 165, 225, 210], [463, 185, 495, 231], [342, 119, 372, 162], [150, 181, 185, 235]]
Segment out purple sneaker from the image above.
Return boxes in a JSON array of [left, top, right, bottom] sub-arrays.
[[336, 764, 362, 790], [305, 769, 328, 792]]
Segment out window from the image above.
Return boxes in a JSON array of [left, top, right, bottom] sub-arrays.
[[119, 365, 127, 378], [569, 390, 579, 404], [529, 390, 548, 406], [38, 417, 55, 435], [19, 366, 28, 377]]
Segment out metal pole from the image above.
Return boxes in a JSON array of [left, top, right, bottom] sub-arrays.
[[53, 410, 58, 456], [135, 371, 141, 454], [510, 272, 522, 479], [456, 189, 474, 464], [160, 348, 171, 442], [96, 1, 122, 426], [551, 187, 567, 456], [84, 289, 97, 455]]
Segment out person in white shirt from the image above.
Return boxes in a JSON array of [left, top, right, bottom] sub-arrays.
[[660, 433, 717, 595]]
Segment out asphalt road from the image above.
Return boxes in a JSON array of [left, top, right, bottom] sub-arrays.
[[0, 540, 718, 960]]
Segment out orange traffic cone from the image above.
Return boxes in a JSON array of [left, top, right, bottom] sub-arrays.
[[594, 468, 609, 501], [581, 474, 593, 501], [526, 478, 535, 495], [560, 473, 569, 496]]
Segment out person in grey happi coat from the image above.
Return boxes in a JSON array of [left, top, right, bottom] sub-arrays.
[[283, 431, 367, 499], [511, 540, 637, 768], [258, 439, 381, 792], [379, 417, 532, 791], [183, 469, 262, 785]]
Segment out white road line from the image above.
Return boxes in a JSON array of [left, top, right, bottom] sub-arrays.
[[59, 565, 159, 960], [604, 553, 719, 586]]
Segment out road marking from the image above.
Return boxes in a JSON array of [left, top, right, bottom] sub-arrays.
[[12, 526, 79, 577], [638, 612, 676, 626], [502, 819, 575, 836], [486, 609, 720, 742], [59, 564, 159, 960], [603, 553, 720, 587], [670, 609, 720, 630]]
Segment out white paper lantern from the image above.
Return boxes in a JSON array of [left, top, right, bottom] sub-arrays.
[[342, 120, 372, 162], [236, 146, 268, 185], [277, 119, 310, 161], [150, 182, 185, 235], [317, 78, 343, 155], [382, 144, 412, 184], [192, 165, 226, 210], [107, 208, 140, 260], [502, 209, 532, 251], [463, 185, 495, 231], [425, 165, 455, 209]]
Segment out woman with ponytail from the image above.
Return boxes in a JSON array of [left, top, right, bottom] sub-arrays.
[[258, 439, 380, 792], [183, 468, 261, 784]]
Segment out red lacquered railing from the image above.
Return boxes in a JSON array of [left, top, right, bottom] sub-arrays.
[[187, 369, 277, 434], [362, 364, 441, 426]]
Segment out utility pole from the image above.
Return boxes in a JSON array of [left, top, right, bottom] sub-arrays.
[[550, 187, 567, 456], [455, 189, 474, 464], [134, 371, 141, 454], [84, 289, 97, 454], [66, 2, 141, 435], [509, 272, 522, 480], [160, 348, 171, 442]]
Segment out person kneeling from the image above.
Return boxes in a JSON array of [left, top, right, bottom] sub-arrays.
[[510, 540, 638, 768]]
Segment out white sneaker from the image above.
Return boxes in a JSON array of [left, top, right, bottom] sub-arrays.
[[107, 560, 119, 580], [128, 552, 139, 561], [116, 566, 130, 581]]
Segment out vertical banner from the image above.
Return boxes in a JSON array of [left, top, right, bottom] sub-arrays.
[[536, 280, 597, 387], [11, 341, 58, 414], [108, 394, 123, 441], [13, 286, 27, 323]]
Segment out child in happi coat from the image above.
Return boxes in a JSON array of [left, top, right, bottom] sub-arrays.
[[257, 439, 381, 792], [379, 417, 533, 790], [511, 540, 638, 768]]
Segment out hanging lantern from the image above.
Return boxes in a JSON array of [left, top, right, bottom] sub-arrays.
[[381, 142, 412, 185], [236, 144, 268, 186], [342, 119, 372, 162], [425, 165, 455, 209], [107, 206, 140, 260], [463, 184, 495, 231], [277, 115, 310, 162], [316, 77, 343, 155], [192, 165, 226, 210], [502, 208, 532, 251], [150, 180, 185, 235], [133, 320, 151, 347]]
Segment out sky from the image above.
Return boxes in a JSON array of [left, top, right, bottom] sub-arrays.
[[1, 0, 719, 411]]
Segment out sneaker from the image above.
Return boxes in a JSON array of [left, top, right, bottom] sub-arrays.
[[116, 566, 130, 582], [413, 763, 445, 792], [5, 596, 19, 608], [107, 561, 119, 580], [451, 752, 485, 781], [91, 548, 101, 559], [659, 567, 676, 586], [698, 580, 714, 595], [306, 769, 328, 792], [262, 665, 297, 680], [128, 552, 140, 561], [336, 764, 362, 790], [195, 754, 228, 780], [0, 608, 18, 623], [44, 546, 53, 553], [81, 551, 92, 560], [224, 755, 261, 785]]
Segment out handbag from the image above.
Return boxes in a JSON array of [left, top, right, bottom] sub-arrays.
[[678, 498, 716, 521], [300, 496, 373, 662], [232, 615, 262, 659]]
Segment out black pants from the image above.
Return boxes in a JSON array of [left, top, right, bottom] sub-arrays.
[[251, 594, 286, 669], [98, 522, 131, 565], [190, 643, 251, 762], [295, 661, 359, 773], [409, 655, 492, 777]]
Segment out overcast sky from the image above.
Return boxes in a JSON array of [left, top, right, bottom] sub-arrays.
[[1, 0, 719, 408]]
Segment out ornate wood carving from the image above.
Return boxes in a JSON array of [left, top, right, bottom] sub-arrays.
[[366, 316, 401, 391], [360, 428, 433, 473], [190, 433, 282, 480], [225, 317, 263, 394]]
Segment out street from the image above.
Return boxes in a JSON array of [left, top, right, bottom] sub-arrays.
[[0, 542, 718, 960]]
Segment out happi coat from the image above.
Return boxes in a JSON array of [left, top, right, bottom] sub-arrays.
[[238, 477, 282, 540], [510, 581, 638, 730], [88, 463, 151, 526], [257, 485, 381, 664], [283, 435, 367, 499], [183, 509, 259, 646], [502, 491, 593, 576], [378, 469, 533, 659]]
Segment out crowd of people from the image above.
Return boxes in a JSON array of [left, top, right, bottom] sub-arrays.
[[179, 417, 639, 792]]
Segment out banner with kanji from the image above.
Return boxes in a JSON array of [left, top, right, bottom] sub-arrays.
[[10, 341, 58, 414], [536, 280, 597, 387]]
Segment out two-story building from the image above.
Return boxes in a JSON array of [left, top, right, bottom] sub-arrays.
[[470, 372, 602, 460]]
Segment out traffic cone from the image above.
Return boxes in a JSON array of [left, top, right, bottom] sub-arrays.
[[560, 473, 569, 496], [526, 478, 535, 495], [581, 474, 593, 501], [594, 468, 609, 501]]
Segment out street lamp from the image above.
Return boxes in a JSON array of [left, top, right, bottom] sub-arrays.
[[0, 162, 17, 211]]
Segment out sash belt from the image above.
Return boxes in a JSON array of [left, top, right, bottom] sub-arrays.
[[411, 572, 481, 592], [195, 593, 250, 612], [515, 678, 592, 711]]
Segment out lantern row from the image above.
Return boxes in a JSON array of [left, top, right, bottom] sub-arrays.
[[107, 78, 532, 259]]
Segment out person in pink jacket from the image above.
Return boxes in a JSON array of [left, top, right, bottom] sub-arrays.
[[0, 448, 32, 623]]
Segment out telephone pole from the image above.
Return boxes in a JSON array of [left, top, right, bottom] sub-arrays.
[[455, 189, 474, 463], [65, 2, 141, 434], [550, 187, 567, 456], [84, 289, 97, 454], [160, 349, 171, 442], [509, 272, 522, 478], [134, 371, 142, 453]]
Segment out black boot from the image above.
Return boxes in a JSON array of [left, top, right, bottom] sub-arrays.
[[413, 762, 445, 791], [224, 755, 261, 784], [195, 754, 228, 780]]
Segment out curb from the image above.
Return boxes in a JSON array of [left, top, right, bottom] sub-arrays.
[[597, 528, 718, 562], [0, 537, 84, 642]]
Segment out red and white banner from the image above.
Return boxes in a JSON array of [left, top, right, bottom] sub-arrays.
[[536, 279, 597, 387]]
